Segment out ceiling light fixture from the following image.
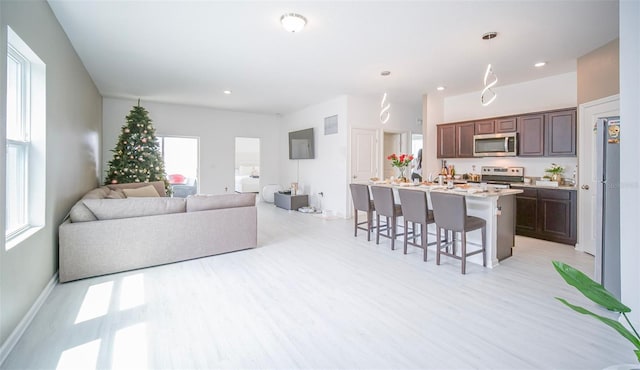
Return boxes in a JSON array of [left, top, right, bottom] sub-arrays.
[[280, 13, 307, 33], [481, 32, 498, 106], [437, 86, 446, 91], [223, 90, 232, 95], [379, 71, 391, 124], [534, 61, 547, 67]]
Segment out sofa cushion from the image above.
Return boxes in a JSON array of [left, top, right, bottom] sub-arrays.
[[68, 186, 110, 223], [82, 198, 186, 220], [108, 181, 167, 197], [186, 193, 256, 212], [82, 187, 111, 199], [106, 188, 126, 199], [69, 201, 98, 222], [122, 184, 160, 198]]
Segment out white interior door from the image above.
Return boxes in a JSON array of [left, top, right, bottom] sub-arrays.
[[350, 128, 377, 182], [577, 95, 619, 255]]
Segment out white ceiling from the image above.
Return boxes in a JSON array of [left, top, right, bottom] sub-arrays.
[[47, 0, 619, 115]]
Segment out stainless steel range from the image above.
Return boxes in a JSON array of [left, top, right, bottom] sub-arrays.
[[479, 166, 525, 187]]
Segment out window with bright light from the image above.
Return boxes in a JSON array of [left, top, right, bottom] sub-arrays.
[[6, 39, 30, 237], [157, 136, 199, 198], [5, 27, 46, 248]]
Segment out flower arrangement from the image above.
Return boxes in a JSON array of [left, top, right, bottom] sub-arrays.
[[387, 153, 414, 169], [545, 163, 564, 175], [387, 153, 414, 181]]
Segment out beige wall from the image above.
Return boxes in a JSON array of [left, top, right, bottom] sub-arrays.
[[577, 39, 619, 105], [0, 0, 102, 352]]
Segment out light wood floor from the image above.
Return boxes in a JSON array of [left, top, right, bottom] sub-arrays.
[[2, 202, 634, 369]]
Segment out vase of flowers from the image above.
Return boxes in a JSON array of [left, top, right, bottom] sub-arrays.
[[545, 163, 564, 182], [387, 153, 413, 182]]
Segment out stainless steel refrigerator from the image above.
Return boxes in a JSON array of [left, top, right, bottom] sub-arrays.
[[594, 116, 621, 299]]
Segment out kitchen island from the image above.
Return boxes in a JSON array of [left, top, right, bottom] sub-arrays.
[[360, 182, 523, 268]]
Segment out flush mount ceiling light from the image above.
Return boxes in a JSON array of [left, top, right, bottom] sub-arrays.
[[534, 61, 547, 67], [437, 86, 446, 91], [223, 90, 232, 95], [379, 71, 391, 124], [480, 32, 498, 106], [280, 13, 307, 33]]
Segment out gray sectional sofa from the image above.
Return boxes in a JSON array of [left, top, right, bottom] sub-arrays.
[[59, 181, 257, 282]]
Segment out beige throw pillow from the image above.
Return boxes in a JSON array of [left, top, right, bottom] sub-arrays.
[[108, 181, 167, 197], [122, 184, 160, 198], [106, 188, 126, 199]]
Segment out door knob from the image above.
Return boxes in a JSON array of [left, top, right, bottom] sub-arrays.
[[581, 185, 590, 190], [352, 175, 357, 179]]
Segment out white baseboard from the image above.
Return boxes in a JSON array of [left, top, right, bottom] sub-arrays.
[[0, 272, 58, 366]]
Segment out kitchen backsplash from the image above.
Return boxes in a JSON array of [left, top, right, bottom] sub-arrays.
[[427, 157, 578, 181]]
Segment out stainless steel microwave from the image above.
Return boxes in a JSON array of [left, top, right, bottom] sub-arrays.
[[473, 133, 518, 157]]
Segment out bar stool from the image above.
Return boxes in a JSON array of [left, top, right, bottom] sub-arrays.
[[397, 188, 437, 261], [370, 186, 403, 250], [349, 183, 376, 241], [430, 191, 487, 274]]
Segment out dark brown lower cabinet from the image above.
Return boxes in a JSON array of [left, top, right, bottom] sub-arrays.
[[516, 187, 577, 245]]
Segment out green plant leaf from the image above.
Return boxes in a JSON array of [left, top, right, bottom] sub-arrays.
[[556, 298, 640, 351], [552, 261, 630, 313]]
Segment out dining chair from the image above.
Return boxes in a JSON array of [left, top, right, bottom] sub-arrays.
[[370, 186, 403, 250], [397, 188, 437, 261], [430, 191, 487, 274], [349, 183, 376, 241]]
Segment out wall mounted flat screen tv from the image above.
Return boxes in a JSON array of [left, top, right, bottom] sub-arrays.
[[289, 128, 315, 159]]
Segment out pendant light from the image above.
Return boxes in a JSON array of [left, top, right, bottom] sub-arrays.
[[480, 32, 498, 106], [380, 71, 391, 124]]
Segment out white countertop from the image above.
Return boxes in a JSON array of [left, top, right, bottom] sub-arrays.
[[366, 181, 523, 198], [509, 183, 577, 190]]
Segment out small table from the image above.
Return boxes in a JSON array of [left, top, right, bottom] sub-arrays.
[[274, 193, 309, 210]]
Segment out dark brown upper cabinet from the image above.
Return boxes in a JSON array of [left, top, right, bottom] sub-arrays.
[[474, 120, 495, 135], [545, 109, 577, 156], [437, 123, 456, 158], [436, 107, 576, 158], [517, 114, 545, 157], [496, 117, 517, 133], [456, 122, 475, 157]]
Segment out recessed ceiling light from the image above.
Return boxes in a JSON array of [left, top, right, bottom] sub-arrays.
[[223, 90, 232, 95], [436, 86, 446, 91], [280, 13, 307, 33], [380, 70, 391, 76], [534, 61, 547, 67]]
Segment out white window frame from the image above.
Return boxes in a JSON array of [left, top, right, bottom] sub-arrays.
[[5, 27, 46, 249], [6, 43, 31, 239]]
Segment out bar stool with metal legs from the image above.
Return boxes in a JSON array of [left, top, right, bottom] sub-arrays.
[[430, 191, 487, 274], [397, 188, 438, 261], [349, 183, 376, 241], [370, 186, 403, 250]]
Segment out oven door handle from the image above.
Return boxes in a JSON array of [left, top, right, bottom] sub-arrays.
[[504, 137, 509, 152]]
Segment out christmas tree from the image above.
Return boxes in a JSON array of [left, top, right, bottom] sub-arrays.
[[104, 102, 171, 194]]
